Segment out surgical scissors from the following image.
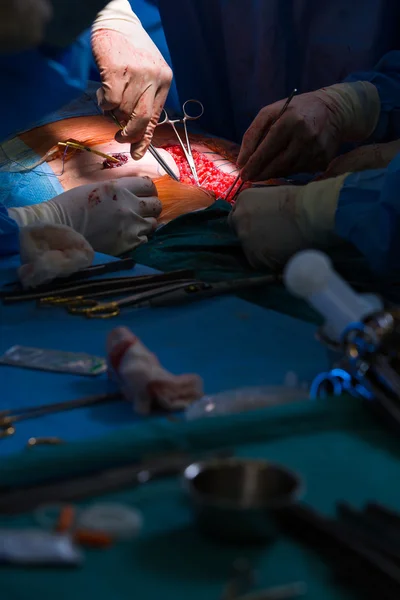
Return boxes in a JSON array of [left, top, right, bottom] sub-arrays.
[[67, 280, 199, 318], [157, 100, 205, 185], [66, 274, 279, 317], [32, 270, 195, 306]]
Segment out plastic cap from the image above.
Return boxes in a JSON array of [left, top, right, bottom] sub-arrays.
[[284, 250, 332, 298]]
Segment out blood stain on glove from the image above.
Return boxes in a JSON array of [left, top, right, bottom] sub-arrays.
[[88, 188, 101, 207], [102, 153, 129, 170]]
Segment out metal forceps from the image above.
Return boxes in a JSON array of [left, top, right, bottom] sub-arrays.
[[36, 270, 195, 307], [157, 99, 204, 185], [224, 88, 298, 202], [67, 279, 198, 318], [109, 111, 179, 181]]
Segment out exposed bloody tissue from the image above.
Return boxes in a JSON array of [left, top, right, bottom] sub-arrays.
[[163, 145, 250, 202], [102, 153, 129, 170]]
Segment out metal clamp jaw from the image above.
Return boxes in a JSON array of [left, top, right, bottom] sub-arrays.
[[312, 309, 400, 423]]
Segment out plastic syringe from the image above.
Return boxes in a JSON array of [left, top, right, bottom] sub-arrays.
[[284, 250, 383, 341]]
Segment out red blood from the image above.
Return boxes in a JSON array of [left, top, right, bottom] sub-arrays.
[[112, 194, 117, 201], [162, 145, 250, 203], [88, 188, 101, 207], [108, 339, 136, 372], [102, 153, 129, 170]]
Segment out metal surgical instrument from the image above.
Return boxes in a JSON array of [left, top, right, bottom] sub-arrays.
[[0, 392, 122, 439], [224, 89, 298, 202], [157, 99, 205, 185], [110, 111, 179, 181], [66, 280, 199, 318], [66, 274, 279, 316], [2, 270, 195, 305], [1, 258, 136, 299], [148, 144, 180, 181], [135, 275, 280, 309]]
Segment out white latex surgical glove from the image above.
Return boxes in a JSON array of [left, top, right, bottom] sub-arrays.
[[0, 0, 52, 52], [229, 176, 349, 271], [18, 224, 94, 289], [238, 82, 381, 182], [8, 177, 161, 256], [92, 0, 173, 160]]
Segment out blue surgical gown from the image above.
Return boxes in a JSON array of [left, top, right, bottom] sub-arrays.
[[346, 50, 400, 141], [335, 51, 400, 274], [158, 0, 400, 142], [0, 33, 92, 143], [0, 33, 92, 256], [0, 206, 19, 256], [336, 159, 400, 275]]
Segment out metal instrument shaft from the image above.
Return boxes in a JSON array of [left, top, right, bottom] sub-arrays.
[[225, 88, 298, 202]]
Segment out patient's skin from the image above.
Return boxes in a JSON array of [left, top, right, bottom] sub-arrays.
[[18, 116, 239, 192], [52, 143, 179, 191], [50, 141, 239, 191]]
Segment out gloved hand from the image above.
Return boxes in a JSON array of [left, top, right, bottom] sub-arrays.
[[18, 224, 94, 289], [323, 139, 400, 178], [237, 82, 381, 182], [229, 176, 349, 271], [92, 0, 173, 160], [8, 177, 161, 256], [0, 0, 52, 52]]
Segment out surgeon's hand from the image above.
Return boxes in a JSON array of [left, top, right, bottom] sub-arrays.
[[238, 82, 381, 182], [18, 224, 94, 289], [91, 0, 173, 160], [229, 176, 349, 270], [323, 139, 400, 178], [8, 177, 162, 256]]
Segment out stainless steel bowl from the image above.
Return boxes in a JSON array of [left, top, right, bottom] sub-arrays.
[[184, 458, 303, 543]]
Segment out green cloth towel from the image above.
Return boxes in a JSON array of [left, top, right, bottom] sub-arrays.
[[0, 396, 357, 487], [132, 201, 320, 323], [0, 397, 399, 600], [132, 200, 386, 322]]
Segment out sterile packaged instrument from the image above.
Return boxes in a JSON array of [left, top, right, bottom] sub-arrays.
[[185, 375, 309, 421], [36, 502, 143, 540], [0, 345, 107, 376], [284, 250, 400, 429], [0, 529, 82, 566]]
